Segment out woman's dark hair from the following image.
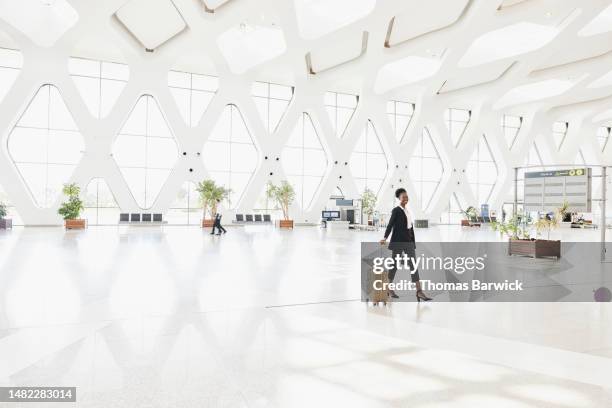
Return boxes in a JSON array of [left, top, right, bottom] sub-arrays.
[[395, 188, 407, 199]]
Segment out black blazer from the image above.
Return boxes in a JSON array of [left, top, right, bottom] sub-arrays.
[[384, 206, 416, 250]]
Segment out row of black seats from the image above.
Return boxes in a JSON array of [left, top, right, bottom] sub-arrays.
[[120, 213, 163, 222], [235, 214, 271, 223]]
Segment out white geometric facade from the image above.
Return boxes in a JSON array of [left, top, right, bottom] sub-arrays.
[[0, 0, 610, 225]]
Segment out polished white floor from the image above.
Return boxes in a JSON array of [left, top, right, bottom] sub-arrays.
[[0, 225, 611, 407]]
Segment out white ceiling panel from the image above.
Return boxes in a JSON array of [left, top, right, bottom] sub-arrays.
[[116, 0, 186, 50]]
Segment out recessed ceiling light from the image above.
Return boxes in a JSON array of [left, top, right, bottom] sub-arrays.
[[374, 56, 441, 93]]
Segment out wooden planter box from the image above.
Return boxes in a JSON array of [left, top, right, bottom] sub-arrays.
[[65, 219, 86, 230], [0, 218, 12, 229], [461, 219, 470, 226], [278, 219, 294, 229], [202, 219, 215, 228], [508, 239, 561, 259]]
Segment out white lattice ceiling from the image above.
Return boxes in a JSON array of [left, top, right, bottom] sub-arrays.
[[0, 0, 611, 226]]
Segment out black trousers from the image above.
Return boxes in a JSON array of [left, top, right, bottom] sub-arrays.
[[389, 248, 420, 283], [211, 219, 227, 234]]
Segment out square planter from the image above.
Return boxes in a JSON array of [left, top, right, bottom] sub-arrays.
[[202, 219, 215, 228], [278, 220, 294, 229], [0, 218, 12, 229], [65, 219, 86, 230], [508, 239, 561, 259], [461, 220, 470, 226]]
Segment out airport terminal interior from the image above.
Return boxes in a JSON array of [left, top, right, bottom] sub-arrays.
[[0, 0, 612, 406]]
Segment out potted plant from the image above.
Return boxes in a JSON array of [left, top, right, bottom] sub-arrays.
[[461, 206, 479, 227], [196, 179, 230, 228], [58, 183, 86, 229], [360, 188, 376, 226], [266, 181, 295, 228], [0, 201, 12, 230], [493, 209, 560, 258]]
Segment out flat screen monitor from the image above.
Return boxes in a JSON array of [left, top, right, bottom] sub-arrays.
[[329, 211, 340, 219]]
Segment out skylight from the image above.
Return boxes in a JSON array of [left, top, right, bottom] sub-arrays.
[[294, 0, 376, 40], [579, 4, 612, 36], [116, 0, 186, 50], [459, 22, 558, 67], [387, 0, 468, 46], [217, 23, 286, 74], [374, 56, 441, 93], [494, 79, 574, 109], [587, 69, 612, 89], [0, 0, 78, 47]]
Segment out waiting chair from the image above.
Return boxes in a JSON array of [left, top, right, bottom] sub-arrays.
[[130, 213, 141, 222], [263, 214, 271, 222], [120, 213, 129, 222], [246, 214, 254, 222], [142, 213, 152, 222], [254, 214, 262, 222], [236, 214, 244, 222]]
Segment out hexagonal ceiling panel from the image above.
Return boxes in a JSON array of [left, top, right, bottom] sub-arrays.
[[294, 0, 375, 40], [217, 22, 286, 74], [116, 0, 187, 50], [7, 85, 84, 207], [281, 112, 327, 210], [0, 0, 78, 47], [112, 95, 179, 209]]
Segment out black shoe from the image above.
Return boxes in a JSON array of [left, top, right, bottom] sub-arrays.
[[389, 290, 399, 299], [216, 233, 221, 235], [416, 290, 432, 302], [210, 233, 215, 235]]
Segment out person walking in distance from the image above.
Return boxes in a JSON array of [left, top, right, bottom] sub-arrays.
[[380, 188, 432, 302], [210, 201, 227, 235]]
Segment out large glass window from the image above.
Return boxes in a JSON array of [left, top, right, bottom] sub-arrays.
[[596, 126, 610, 151], [251, 81, 293, 133], [408, 128, 443, 211], [113, 95, 178, 209], [439, 193, 465, 225], [350, 120, 388, 197], [168, 70, 218, 127], [387, 100, 414, 143], [444, 108, 470, 147], [552, 121, 568, 150], [7, 84, 84, 207], [281, 113, 327, 210], [466, 134, 498, 205], [202, 104, 258, 208], [0, 184, 22, 225], [68, 57, 129, 118], [0, 48, 22, 103], [166, 181, 201, 225], [83, 178, 120, 225], [325, 91, 358, 138], [501, 114, 522, 149]]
